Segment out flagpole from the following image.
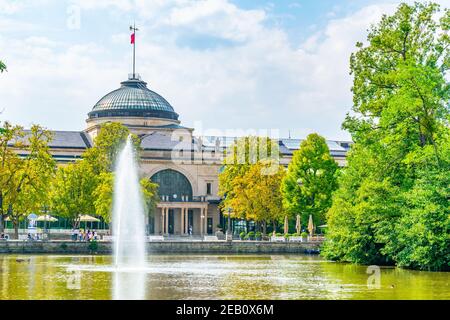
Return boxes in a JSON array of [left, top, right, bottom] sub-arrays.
[[133, 22, 136, 78], [130, 23, 139, 79]]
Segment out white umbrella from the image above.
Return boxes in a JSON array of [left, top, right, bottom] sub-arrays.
[[308, 214, 314, 236], [79, 215, 100, 230], [36, 215, 58, 222], [284, 215, 289, 234], [79, 215, 100, 222], [295, 214, 301, 234]]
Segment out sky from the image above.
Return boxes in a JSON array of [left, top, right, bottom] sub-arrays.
[[0, 0, 448, 140]]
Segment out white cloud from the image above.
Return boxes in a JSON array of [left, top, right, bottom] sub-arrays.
[[2, 0, 447, 140]]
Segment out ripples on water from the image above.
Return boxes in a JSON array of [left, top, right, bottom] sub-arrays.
[[0, 254, 448, 300]]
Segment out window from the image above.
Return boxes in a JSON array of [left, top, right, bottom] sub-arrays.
[[151, 169, 193, 202], [206, 182, 212, 195]]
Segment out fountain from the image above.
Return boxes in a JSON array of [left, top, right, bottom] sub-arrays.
[[112, 136, 147, 299]]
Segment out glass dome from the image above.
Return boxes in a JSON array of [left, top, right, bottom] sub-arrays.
[[88, 77, 179, 121]]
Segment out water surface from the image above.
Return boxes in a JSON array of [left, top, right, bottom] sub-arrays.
[[0, 254, 448, 300]]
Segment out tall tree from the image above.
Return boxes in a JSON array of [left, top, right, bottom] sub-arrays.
[[84, 122, 140, 173], [1, 125, 55, 238], [219, 136, 280, 220], [50, 160, 98, 229], [241, 160, 286, 235], [323, 2, 450, 270], [281, 133, 338, 229], [0, 122, 23, 233]]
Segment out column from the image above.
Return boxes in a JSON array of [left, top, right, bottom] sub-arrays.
[[161, 208, 165, 234], [180, 207, 185, 235], [185, 209, 188, 234], [200, 208, 205, 236], [204, 207, 208, 235], [165, 207, 169, 235]]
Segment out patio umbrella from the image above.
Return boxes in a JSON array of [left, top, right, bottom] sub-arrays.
[[295, 214, 301, 234], [284, 215, 289, 234], [308, 214, 314, 236], [79, 215, 100, 230], [36, 215, 58, 222]]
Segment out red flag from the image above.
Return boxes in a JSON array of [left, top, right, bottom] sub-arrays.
[[131, 33, 135, 44]]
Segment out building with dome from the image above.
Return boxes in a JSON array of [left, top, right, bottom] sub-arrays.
[[16, 73, 351, 237]]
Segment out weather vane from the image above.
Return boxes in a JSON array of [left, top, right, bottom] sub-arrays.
[[130, 23, 139, 79]]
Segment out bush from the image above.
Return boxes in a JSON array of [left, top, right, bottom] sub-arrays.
[[247, 231, 255, 240], [239, 232, 246, 240], [255, 232, 262, 240], [276, 233, 283, 237], [301, 232, 308, 237], [88, 240, 98, 252]]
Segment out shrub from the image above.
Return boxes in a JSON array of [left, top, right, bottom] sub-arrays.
[[276, 233, 283, 237], [255, 232, 262, 239], [301, 232, 308, 237], [239, 232, 246, 240], [88, 240, 98, 252], [247, 231, 255, 240]]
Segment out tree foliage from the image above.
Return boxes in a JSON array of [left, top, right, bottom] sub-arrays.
[[218, 136, 283, 231], [281, 133, 338, 229], [50, 160, 97, 228], [323, 2, 450, 270], [241, 160, 286, 233], [93, 172, 159, 223], [84, 122, 140, 173], [0, 123, 55, 237], [50, 122, 159, 227]]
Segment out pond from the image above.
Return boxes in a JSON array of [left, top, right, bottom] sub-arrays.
[[0, 254, 448, 300]]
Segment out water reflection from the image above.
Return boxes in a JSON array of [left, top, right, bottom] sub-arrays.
[[0, 254, 448, 300], [113, 268, 145, 300]]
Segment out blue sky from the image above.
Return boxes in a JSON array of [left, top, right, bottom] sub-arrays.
[[0, 0, 448, 140]]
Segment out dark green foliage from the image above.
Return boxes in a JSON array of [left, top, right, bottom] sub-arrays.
[[323, 2, 450, 270], [281, 133, 338, 228]]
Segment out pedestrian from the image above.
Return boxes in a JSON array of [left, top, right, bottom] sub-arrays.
[[189, 225, 193, 236]]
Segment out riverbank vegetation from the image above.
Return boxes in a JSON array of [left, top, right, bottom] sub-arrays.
[[322, 2, 449, 271]]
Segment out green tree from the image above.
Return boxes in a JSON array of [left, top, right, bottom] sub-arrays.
[[93, 172, 159, 224], [281, 133, 338, 229], [140, 178, 160, 220], [1, 125, 55, 238], [0, 122, 23, 233], [84, 122, 140, 173], [242, 160, 286, 235], [218, 136, 280, 221], [92, 172, 114, 222], [50, 160, 98, 229], [323, 2, 450, 270]]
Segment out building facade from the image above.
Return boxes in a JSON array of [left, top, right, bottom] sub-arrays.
[[15, 74, 351, 236]]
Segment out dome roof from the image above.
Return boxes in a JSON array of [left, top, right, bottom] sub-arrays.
[[88, 77, 179, 121]]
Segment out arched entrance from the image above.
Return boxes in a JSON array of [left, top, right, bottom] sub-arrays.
[[151, 169, 193, 202], [150, 169, 208, 236]]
